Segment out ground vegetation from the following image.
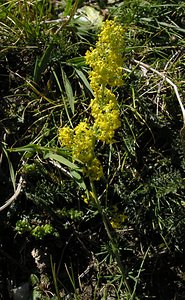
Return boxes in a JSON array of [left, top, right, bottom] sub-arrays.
[[1, 0, 185, 299]]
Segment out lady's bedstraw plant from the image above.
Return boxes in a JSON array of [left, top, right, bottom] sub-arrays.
[[59, 20, 134, 298], [59, 20, 124, 179]]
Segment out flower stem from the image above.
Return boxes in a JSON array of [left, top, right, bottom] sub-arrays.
[[90, 180, 134, 298]]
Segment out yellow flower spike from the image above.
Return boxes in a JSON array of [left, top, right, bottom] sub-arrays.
[[85, 19, 124, 88]]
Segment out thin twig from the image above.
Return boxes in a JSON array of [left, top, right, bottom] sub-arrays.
[[55, 0, 79, 34], [0, 133, 7, 167], [164, 49, 182, 72], [0, 176, 24, 212], [49, 159, 73, 179], [133, 59, 185, 125]]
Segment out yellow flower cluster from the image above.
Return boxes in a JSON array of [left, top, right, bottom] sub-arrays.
[[72, 121, 95, 163], [85, 20, 124, 144], [85, 19, 124, 89], [59, 20, 124, 181], [58, 127, 74, 149], [59, 121, 103, 181], [90, 87, 121, 143]]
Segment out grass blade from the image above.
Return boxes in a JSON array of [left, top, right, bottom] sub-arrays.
[[44, 152, 80, 171], [61, 67, 75, 114], [52, 68, 73, 127], [75, 68, 93, 96]]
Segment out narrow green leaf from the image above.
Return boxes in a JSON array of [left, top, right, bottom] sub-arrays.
[[44, 152, 80, 171], [8, 144, 40, 153], [61, 67, 75, 114], [52, 69, 73, 128], [70, 169, 87, 190], [158, 21, 185, 33], [9, 144, 68, 158], [66, 57, 85, 68], [75, 68, 93, 96]]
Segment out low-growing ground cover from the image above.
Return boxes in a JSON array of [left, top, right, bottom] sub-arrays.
[[1, 0, 185, 299]]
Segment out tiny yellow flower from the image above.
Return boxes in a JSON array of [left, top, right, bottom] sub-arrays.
[[82, 195, 89, 204]]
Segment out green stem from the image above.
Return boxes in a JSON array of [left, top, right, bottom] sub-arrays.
[[90, 181, 133, 298]]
